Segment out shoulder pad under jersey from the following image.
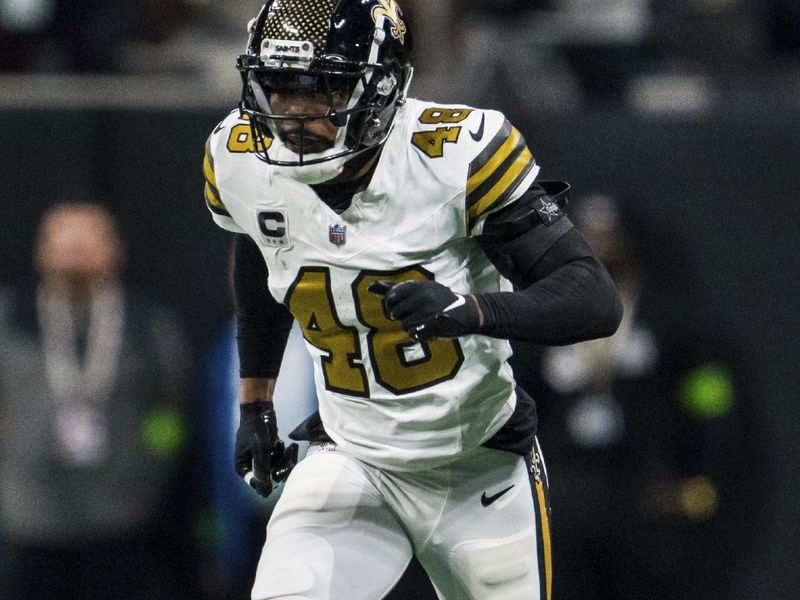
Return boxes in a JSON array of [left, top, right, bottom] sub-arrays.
[[202, 110, 250, 233]]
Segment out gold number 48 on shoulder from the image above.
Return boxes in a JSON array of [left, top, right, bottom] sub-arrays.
[[411, 107, 473, 159], [226, 115, 273, 154]]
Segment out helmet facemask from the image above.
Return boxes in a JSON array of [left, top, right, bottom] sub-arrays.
[[240, 63, 406, 162], [235, 1, 413, 182]]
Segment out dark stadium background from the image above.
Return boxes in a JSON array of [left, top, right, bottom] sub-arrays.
[[2, 1, 799, 598], [2, 104, 797, 599]]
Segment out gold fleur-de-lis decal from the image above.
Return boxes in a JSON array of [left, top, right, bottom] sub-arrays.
[[371, 0, 407, 43]]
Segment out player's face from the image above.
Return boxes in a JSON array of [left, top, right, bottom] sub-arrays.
[[268, 90, 340, 154], [251, 72, 357, 155]]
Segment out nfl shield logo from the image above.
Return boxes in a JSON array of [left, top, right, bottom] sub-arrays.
[[329, 224, 347, 247]]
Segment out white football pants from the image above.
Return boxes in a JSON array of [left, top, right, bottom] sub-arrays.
[[251, 441, 552, 600]]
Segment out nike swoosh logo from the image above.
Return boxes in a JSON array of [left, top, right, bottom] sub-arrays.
[[213, 122, 226, 134], [481, 485, 514, 507], [470, 114, 485, 142], [443, 295, 466, 313]]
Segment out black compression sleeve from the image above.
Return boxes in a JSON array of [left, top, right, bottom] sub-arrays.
[[476, 228, 623, 344], [233, 235, 294, 378]]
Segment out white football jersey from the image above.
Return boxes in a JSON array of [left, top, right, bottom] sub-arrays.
[[204, 98, 540, 471]]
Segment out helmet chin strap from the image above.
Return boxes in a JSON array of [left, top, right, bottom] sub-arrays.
[[268, 135, 348, 184]]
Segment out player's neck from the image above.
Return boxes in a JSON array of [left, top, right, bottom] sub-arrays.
[[309, 147, 382, 214], [320, 146, 382, 187]]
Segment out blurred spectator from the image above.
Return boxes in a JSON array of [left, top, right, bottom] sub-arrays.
[[648, 0, 766, 72], [117, 0, 254, 100], [551, 0, 654, 104], [0, 0, 54, 71], [0, 0, 189, 72], [448, 0, 655, 111], [0, 202, 194, 600], [451, 0, 585, 115], [510, 193, 750, 600]]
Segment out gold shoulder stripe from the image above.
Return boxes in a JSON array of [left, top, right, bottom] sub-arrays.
[[205, 183, 230, 217], [466, 122, 535, 229], [467, 123, 519, 197], [203, 136, 231, 217], [467, 147, 534, 229], [203, 140, 217, 188]]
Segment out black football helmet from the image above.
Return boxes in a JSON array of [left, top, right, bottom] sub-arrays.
[[236, 0, 414, 176]]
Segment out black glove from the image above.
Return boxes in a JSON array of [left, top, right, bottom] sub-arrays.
[[369, 280, 482, 342], [235, 401, 299, 497]]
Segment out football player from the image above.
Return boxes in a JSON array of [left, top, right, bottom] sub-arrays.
[[203, 1, 622, 598]]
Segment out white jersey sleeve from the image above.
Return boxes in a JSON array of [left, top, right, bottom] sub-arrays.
[[402, 102, 540, 235], [460, 109, 540, 235], [202, 111, 249, 234]]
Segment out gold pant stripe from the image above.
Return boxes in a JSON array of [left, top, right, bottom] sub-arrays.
[[536, 478, 553, 600]]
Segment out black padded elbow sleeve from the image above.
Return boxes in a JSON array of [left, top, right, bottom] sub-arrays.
[[478, 181, 576, 287], [476, 224, 623, 344], [233, 235, 294, 378], [477, 256, 623, 344]]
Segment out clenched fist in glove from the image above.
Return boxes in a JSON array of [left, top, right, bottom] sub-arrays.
[[369, 280, 483, 342], [235, 401, 298, 497]]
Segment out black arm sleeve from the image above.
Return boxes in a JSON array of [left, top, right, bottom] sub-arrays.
[[476, 187, 623, 345], [233, 235, 294, 378]]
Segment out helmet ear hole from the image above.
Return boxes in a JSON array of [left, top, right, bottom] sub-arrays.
[[330, 111, 349, 128], [376, 75, 396, 97]]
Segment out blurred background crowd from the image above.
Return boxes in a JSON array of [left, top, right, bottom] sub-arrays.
[[1, 0, 799, 111], [0, 1, 798, 599]]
